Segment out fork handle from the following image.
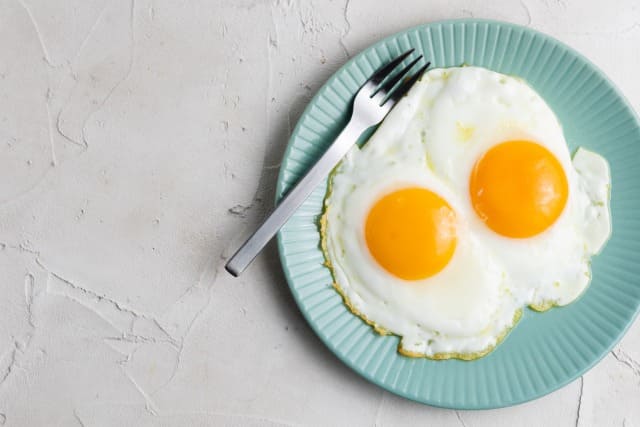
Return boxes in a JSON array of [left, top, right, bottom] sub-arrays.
[[225, 119, 367, 276]]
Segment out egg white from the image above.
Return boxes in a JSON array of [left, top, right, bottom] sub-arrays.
[[415, 67, 611, 309], [321, 66, 611, 359]]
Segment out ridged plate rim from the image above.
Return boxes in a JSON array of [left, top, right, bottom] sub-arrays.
[[275, 18, 640, 409]]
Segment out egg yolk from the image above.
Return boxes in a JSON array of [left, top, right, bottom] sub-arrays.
[[469, 140, 568, 238], [365, 187, 457, 281]]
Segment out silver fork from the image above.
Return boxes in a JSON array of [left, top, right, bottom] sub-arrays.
[[225, 49, 429, 276]]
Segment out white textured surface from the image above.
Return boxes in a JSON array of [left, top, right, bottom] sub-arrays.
[[0, 0, 638, 425]]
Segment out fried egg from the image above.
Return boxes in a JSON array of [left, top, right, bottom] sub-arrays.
[[321, 66, 611, 359]]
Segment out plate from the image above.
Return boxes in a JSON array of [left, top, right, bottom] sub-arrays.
[[275, 19, 640, 409]]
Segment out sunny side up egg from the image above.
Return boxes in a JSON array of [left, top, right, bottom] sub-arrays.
[[321, 66, 611, 360]]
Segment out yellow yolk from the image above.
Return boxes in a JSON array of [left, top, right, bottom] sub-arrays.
[[469, 140, 568, 238], [365, 187, 457, 280]]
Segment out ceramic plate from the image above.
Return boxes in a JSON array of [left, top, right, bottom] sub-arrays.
[[275, 19, 640, 409]]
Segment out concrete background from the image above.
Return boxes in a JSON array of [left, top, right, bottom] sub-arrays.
[[0, 0, 638, 425]]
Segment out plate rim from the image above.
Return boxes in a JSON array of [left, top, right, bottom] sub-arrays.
[[275, 18, 640, 410]]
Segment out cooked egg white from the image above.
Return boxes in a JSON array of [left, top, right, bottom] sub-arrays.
[[321, 66, 611, 359], [416, 67, 611, 309]]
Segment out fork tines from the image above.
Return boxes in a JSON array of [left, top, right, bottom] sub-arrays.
[[369, 49, 431, 106]]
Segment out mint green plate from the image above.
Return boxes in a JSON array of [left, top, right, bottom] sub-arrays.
[[275, 19, 640, 409]]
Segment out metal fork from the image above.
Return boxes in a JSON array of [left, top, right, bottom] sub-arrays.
[[225, 49, 430, 276]]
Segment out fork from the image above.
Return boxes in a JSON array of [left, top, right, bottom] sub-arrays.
[[225, 49, 430, 276]]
